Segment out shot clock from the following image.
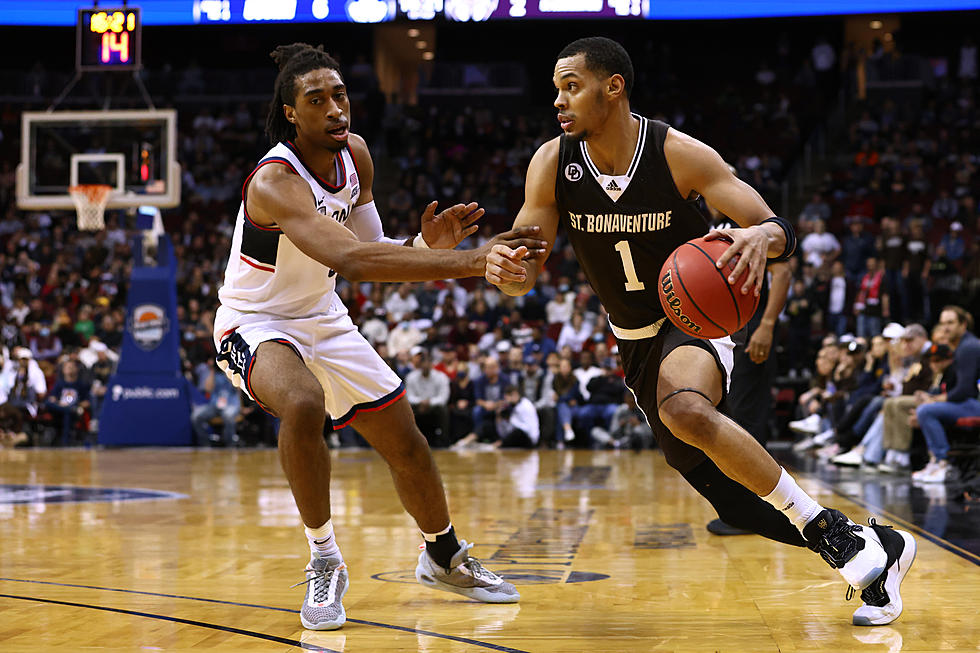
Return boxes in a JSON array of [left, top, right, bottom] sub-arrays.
[[76, 7, 142, 71]]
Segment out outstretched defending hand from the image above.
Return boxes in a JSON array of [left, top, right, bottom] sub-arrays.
[[482, 225, 548, 288], [705, 226, 769, 297], [419, 201, 484, 249]]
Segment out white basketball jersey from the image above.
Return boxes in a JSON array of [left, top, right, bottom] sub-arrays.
[[218, 141, 361, 317]]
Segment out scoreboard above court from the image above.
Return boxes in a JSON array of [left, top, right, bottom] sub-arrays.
[[3, 0, 980, 25], [77, 8, 141, 70]]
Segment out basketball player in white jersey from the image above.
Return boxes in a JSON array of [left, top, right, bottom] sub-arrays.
[[215, 43, 542, 630], [485, 37, 915, 627]]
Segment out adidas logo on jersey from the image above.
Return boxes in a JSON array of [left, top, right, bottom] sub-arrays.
[[605, 179, 621, 191]]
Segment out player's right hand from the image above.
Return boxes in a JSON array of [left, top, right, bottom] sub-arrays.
[[481, 225, 547, 287], [485, 244, 529, 286]]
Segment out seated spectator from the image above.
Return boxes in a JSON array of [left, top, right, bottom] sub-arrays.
[[28, 323, 62, 362], [576, 360, 626, 445], [0, 353, 39, 446], [386, 314, 425, 357], [472, 355, 508, 438], [1, 347, 47, 399], [359, 307, 389, 347], [385, 283, 419, 322], [447, 361, 475, 444], [545, 285, 575, 326], [493, 385, 540, 448], [191, 366, 242, 447], [533, 351, 561, 447], [912, 306, 980, 483], [573, 349, 603, 401], [405, 349, 451, 447], [880, 339, 948, 473], [42, 360, 91, 445], [940, 221, 967, 264], [800, 218, 840, 270], [790, 345, 840, 448], [830, 329, 908, 467], [556, 310, 593, 354], [552, 357, 583, 446], [931, 188, 959, 223], [589, 391, 654, 451], [84, 341, 117, 430]]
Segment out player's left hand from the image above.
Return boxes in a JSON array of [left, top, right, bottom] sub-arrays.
[[746, 324, 774, 364], [419, 201, 484, 249], [705, 226, 768, 296]]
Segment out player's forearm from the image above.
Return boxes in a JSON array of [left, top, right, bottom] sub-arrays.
[[336, 241, 482, 282]]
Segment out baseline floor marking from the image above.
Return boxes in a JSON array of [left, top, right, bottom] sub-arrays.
[[0, 593, 331, 651], [0, 578, 530, 653], [786, 464, 980, 569]]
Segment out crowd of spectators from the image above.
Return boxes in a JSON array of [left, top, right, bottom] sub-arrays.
[[0, 34, 976, 476], [788, 304, 980, 485]]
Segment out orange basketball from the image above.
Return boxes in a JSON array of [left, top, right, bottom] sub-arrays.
[[658, 236, 760, 339]]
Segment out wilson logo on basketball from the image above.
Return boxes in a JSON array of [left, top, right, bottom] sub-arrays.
[[129, 303, 169, 350], [659, 270, 702, 334]]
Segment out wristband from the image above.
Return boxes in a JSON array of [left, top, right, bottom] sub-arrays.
[[760, 216, 796, 261], [413, 233, 429, 248]]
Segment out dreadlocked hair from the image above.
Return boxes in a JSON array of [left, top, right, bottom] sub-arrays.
[[265, 43, 342, 144]]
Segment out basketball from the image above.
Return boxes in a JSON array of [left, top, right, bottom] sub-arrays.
[[658, 235, 760, 339]]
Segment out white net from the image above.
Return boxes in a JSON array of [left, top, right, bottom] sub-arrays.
[[69, 184, 112, 231]]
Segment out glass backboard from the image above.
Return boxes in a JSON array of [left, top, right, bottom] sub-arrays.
[[16, 109, 180, 210]]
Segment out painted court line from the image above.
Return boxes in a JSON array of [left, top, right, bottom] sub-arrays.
[[0, 578, 530, 653]]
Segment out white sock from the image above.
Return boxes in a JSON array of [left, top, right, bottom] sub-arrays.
[[762, 468, 823, 533], [894, 451, 910, 467], [305, 520, 343, 563], [420, 522, 453, 542]]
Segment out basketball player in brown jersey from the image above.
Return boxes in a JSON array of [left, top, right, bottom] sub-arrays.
[[485, 37, 914, 626]]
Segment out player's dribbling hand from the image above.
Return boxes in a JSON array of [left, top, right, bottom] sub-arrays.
[[705, 226, 769, 296], [420, 201, 485, 249]]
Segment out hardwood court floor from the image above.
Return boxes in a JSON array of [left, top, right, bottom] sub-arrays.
[[1, 446, 978, 652]]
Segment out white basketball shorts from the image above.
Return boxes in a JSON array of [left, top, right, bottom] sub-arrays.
[[213, 300, 405, 429]]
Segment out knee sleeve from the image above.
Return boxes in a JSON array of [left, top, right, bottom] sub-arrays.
[[682, 459, 806, 548]]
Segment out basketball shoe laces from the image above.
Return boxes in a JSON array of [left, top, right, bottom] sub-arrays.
[[813, 516, 865, 569], [291, 562, 336, 602], [844, 518, 894, 607], [454, 543, 501, 583]]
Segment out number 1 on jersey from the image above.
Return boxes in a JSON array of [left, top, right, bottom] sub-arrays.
[[614, 240, 646, 291]]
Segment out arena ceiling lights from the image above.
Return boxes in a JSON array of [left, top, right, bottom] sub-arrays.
[[1, 0, 979, 24]]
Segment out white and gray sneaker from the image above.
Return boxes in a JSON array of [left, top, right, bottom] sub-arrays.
[[416, 540, 520, 603], [292, 554, 348, 630]]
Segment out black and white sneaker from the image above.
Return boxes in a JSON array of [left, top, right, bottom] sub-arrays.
[[803, 508, 887, 590], [850, 519, 916, 626]]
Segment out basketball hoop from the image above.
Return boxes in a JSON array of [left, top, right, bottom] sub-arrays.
[[69, 184, 112, 231]]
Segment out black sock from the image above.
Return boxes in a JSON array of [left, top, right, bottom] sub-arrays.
[[424, 525, 460, 570], [683, 460, 807, 548]]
